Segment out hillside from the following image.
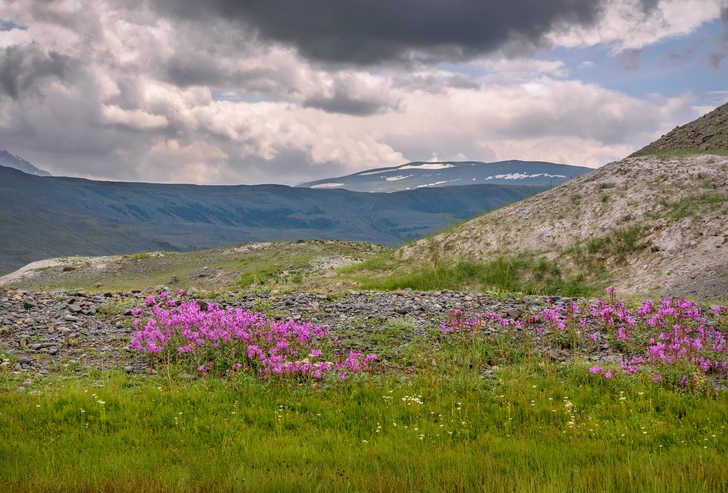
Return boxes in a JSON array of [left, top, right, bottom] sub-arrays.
[[0, 165, 548, 276], [297, 160, 591, 192], [398, 154, 728, 299], [630, 102, 728, 157]]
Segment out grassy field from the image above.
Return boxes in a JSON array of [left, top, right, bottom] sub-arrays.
[[2, 324, 728, 492], [340, 253, 599, 298]]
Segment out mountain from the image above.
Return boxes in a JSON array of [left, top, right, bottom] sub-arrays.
[[0, 164, 552, 276], [296, 160, 592, 193], [0, 150, 51, 176], [630, 102, 728, 157]]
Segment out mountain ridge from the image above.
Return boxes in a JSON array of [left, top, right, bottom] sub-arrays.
[[0, 150, 51, 176], [297, 159, 592, 193], [0, 164, 550, 276]]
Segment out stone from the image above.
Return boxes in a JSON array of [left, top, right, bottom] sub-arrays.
[[506, 308, 523, 320], [49, 347, 58, 355], [68, 304, 82, 313], [22, 379, 32, 387], [65, 315, 79, 322], [23, 298, 37, 310], [19, 356, 31, 365], [125, 365, 134, 374]]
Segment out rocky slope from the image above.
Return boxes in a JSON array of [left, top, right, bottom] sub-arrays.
[[630, 102, 728, 156], [401, 154, 728, 299]]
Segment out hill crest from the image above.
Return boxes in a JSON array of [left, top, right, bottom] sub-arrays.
[[400, 154, 728, 299]]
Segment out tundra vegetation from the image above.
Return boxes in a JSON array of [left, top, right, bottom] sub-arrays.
[[2, 287, 727, 492]]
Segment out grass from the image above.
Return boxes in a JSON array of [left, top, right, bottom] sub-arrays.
[[654, 149, 728, 160], [10, 241, 389, 294], [3, 287, 728, 491], [660, 192, 728, 221], [342, 255, 596, 297], [2, 358, 728, 492], [236, 256, 311, 290]]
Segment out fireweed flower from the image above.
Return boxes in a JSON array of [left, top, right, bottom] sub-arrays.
[[131, 298, 376, 381]]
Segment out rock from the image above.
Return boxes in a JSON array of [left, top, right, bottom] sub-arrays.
[[125, 365, 134, 374], [95, 283, 103, 288], [65, 315, 79, 322], [16, 386, 25, 393], [22, 379, 32, 387], [68, 304, 82, 313], [19, 356, 31, 365], [23, 298, 37, 310], [49, 347, 58, 355], [506, 308, 523, 320]]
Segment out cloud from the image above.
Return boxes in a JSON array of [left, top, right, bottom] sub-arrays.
[[618, 48, 643, 70], [101, 105, 169, 130], [301, 73, 402, 116], [551, 0, 727, 51], [0, 0, 718, 186], [0, 42, 76, 99], [152, 0, 618, 65]]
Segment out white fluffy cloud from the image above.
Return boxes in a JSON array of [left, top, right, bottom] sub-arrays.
[[0, 0, 722, 184]]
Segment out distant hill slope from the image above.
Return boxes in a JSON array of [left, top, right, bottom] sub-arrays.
[[0, 150, 51, 176], [0, 164, 550, 275], [399, 154, 728, 299], [296, 160, 591, 193], [630, 102, 728, 157]]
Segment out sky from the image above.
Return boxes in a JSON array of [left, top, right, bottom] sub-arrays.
[[0, 0, 727, 185]]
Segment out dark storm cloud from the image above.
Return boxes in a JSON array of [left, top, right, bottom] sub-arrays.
[[0, 43, 76, 99], [151, 0, 661, 65], [302, 94, 393, 116], [302, 76, 401, 116]]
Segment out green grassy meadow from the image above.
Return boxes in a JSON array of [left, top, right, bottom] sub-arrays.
[[3, 338, 728, 492]]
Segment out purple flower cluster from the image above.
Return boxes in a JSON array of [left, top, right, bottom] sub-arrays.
[[440, 288, 728, 389], [131, 294, 377, 380]]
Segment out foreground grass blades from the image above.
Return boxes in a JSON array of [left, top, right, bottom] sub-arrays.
[[2, 362, 728, 492]]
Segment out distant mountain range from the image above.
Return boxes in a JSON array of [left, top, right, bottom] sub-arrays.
[[0, 164, 558, 275], [296, 160, 592, 193], [0, 150, 51, 176]]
